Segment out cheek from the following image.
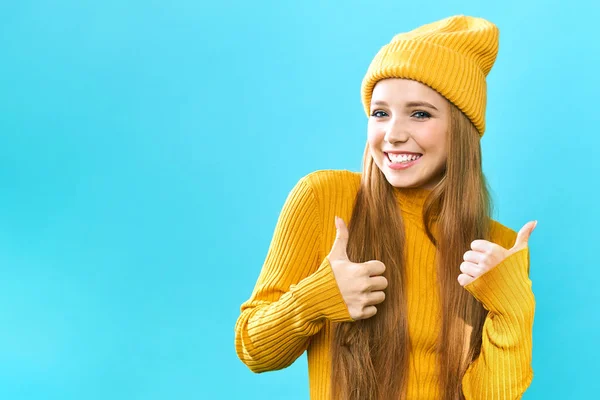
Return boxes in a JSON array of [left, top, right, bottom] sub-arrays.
[[416, 126, 447, 157], [367, 125, 384, 148], [366, 126, 385, 166]]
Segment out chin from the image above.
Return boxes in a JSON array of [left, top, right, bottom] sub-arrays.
[[382, 169, 440, 190], [382, 171, 420, 188]]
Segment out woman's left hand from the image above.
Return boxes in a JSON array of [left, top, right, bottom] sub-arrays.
[[458, 221, 538, 287]]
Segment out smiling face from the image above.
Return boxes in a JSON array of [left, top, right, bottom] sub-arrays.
[[367, 78, 450, 190]]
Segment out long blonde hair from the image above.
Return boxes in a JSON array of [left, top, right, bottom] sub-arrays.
[[330, 102, 492, 400]]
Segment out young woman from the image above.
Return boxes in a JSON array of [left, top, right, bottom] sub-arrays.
[[235, 15, 536, 400]]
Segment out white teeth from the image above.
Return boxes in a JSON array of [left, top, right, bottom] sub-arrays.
[[388, 153, 421, 163]]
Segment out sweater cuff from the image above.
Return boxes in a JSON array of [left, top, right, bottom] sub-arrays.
[[291, 257, 354, 323], [464, 248, 535, 317]]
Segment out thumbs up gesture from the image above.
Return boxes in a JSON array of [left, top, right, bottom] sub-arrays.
[[327, 216, 388, 320], [458, 221, 537, 287]]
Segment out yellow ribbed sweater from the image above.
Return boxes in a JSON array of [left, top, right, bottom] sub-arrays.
[[235, 170, 535, 399]]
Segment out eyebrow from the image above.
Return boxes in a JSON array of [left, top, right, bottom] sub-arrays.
[[371, 100, 439, 111]]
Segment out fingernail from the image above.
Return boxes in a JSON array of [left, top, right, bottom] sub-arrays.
[[533, 220, 538, 229]]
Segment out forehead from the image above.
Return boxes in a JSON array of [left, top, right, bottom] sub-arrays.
[[371, 78, 445, 103]]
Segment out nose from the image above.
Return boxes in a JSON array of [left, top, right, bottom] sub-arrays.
[[383, 118, 410, 144]]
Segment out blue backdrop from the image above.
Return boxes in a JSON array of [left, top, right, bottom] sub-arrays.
[[1, 1, 598, 399]]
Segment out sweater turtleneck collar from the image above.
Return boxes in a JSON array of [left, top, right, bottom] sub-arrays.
[[393, 186, 433, 217]]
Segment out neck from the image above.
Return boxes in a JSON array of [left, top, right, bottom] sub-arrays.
[[393, 186, 432, 216]]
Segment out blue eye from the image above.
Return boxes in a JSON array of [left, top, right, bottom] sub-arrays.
[[371, 110, 388, 118], [412, 111, 431, 119]]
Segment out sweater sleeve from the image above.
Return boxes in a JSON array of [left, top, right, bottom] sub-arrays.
[[234, 176, 353, 373], [461, 247, 535, 399]]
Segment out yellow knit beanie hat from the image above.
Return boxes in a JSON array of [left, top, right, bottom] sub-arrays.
[[361, 15, 499, 136]]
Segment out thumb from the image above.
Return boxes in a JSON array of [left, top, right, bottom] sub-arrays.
[[510, 220, 537, 253], [329, 216, 350, 261]]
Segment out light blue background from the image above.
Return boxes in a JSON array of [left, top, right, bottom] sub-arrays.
[[1, 0, 598, 399]]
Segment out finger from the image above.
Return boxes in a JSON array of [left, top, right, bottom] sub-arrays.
[[459, 261, 480, 278], [364, 290, 386, 306], [360, 305, 378, 319], [366, 275, 388, 291], [471, 239, 505, 253], [463, 250, 484, 264], [511, 220, 537, 252], [457, 273, 475, 287], [329, 216, 350, 261], [363, 260, 386, 276]]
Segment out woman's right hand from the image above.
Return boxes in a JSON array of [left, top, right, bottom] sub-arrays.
[[326, 216, 388, 320]]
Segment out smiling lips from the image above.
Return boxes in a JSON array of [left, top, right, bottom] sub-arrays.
[[385, 152, 423, 170]]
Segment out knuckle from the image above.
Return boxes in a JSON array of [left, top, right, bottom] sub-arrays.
[[359, 293, 369, 305], [356, 308, 370, 320], [359, 279, 371, 292]]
